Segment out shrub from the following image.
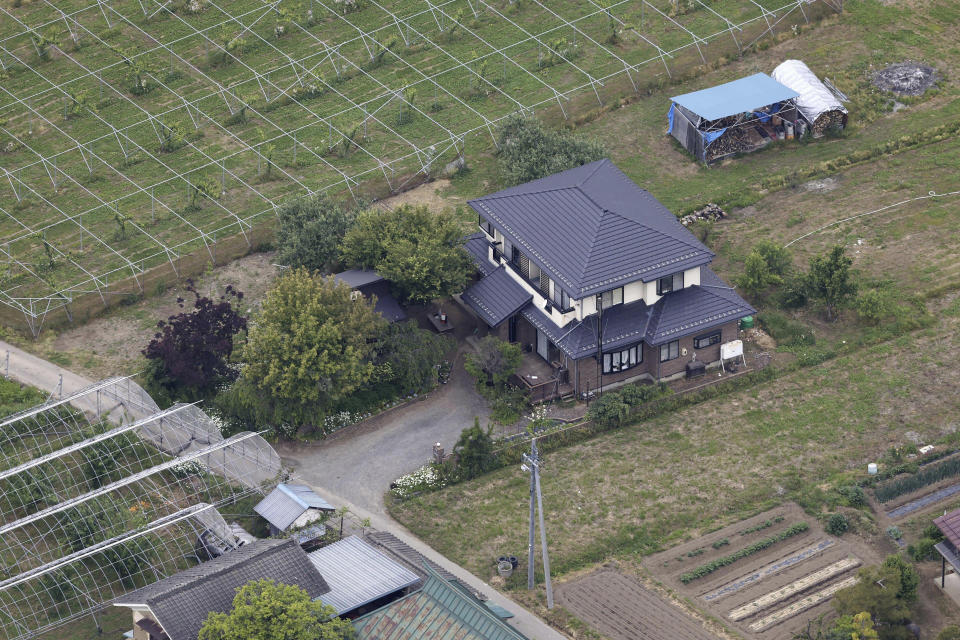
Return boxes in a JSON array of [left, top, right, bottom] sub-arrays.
[[586, 391, 629, 429], [886, 525, 902, 540], [758, 311, 814, 347], [453, 418, 496, 481], [825, 513, 849, 536], [276, 193, 357, 273], [882, 553, 919, 603], [937, 625, 960, 640], [464, 337, 522, 390], [908, 537, 937, 561], [838, 485, 867, 507], [923, 524, 945, 542], [712, 538, 729, 550], [680, 523, 808, 583], [390, 464, 445, 498], [495, 114, 606, 186]]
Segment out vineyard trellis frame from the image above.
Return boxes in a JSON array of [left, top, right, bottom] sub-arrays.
[[0, 377, 282, 640], [0, 0, 841, 335]]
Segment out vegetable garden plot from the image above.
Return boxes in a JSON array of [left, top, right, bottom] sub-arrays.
[[0, 0, 837, 333]]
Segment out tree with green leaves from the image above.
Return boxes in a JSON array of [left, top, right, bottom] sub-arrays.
[[276, 193, 357, 273], [237, 268, 384, 433], [463, 336, 522, 390], [199, 579, 355, 640], [452, 417, 495, 480], [833, 560, 914, 638], [807, 245, 857, 321], [340, 204, 473, 304], [738, 250, 782, 298], [495, 114, 606, 186], [374, 321, 453, 394], [831, 612, 880, 640]]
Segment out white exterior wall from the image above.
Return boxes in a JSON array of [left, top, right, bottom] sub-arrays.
[[624, 280, 645, 305]]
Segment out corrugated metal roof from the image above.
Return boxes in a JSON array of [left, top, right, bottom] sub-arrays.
[[114, 539, 329, 640], [353, 571, 528, 640], [468, 160, 713, 298], [671, 73, 799, 120], [462, 267, 532, 327], [308, 536, 421, 614], [254, 484, 334, 531]]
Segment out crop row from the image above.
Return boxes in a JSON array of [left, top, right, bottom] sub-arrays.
[[874, 455, 960, 503], [679, 523, 809, 584]]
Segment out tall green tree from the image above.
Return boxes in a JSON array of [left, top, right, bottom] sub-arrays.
[[237, 268, 384, 431], [833, 561, 914, 639], [276, 194, 357, 273], [374, 322, 453, 394], [807, 245, 857, 321], [198, 579, 354, 640], [463, 336, 522, 389], [340, 205, 473, 304], [495, 114, 606, 186], [738, 250, 782, 298], [452, 417, 495, 480]]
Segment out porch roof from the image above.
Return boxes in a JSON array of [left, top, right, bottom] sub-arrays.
[[936, 509, 960, 550], [521, 268, 753, 359], [462, 267, 532, 327]]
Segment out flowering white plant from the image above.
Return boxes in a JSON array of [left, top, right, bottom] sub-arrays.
[[390, 465, 445, 498]]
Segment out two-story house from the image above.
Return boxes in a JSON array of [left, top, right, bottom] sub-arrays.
[[460, 159, 754, 398]]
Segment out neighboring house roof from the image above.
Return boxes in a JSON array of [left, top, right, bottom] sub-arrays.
[[468, 160, 714, 298], [516, 268, 753, 359], [353, 570, 528, 640], [365, 531, 458, 582], [670, 72, 799, 121], [333, 269, 385, 288], [113, 538, 330, 640], [307, 536, 421, 615], [462, 267, 532, 327], [464, 232, 495, 277], [254, 484, 335, 532], [936, 508, 960, 550], [372, 292, 408, 323]]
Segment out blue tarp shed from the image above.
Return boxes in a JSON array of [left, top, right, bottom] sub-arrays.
[[670, 73, 799, 121]]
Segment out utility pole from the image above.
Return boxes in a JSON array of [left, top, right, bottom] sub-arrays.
[[522, 438, 554, 609]]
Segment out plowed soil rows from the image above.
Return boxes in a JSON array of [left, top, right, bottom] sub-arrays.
[[556, 570, 720, 640], [642, 504, 879, 638]]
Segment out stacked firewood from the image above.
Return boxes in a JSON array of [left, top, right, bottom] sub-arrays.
[[811, 110, 845, 137], [705, 126, 752, 161]]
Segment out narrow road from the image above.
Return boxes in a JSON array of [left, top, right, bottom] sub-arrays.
[[0, 339, 567, 639], [275, 352, 491, 513]]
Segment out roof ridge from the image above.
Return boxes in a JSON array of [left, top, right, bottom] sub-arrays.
[[469, 184, 580, 202], [277, 483, 310, 510]]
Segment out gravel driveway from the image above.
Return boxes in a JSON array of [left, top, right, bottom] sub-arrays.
[[276, 350, 490, 514]]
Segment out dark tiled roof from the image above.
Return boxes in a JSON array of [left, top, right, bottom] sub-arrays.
[[333, 269, 385, 288], [936, 509, 960, 549], [468, 160, 713, 298], [462, 268, 532, 327], [644, 267, 755, 345], [373, 293, 408, 323], [353, 570, 528, 640], [522, 267, 752, 359], [114, 539, 329, 640], [464, 232, 495, 277]]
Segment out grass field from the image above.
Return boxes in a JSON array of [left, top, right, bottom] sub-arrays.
[[0, 0, 831, 323]]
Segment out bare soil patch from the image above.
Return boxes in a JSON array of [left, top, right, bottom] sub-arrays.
[[32, 252, 279, 379], [557, 569, 722, 640], [373, 178, 460, 212], [643, 504, 880, 639]]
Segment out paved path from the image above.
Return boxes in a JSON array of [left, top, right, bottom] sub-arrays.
[[276, 351, 491, 514], [0, 339, 567, 639]]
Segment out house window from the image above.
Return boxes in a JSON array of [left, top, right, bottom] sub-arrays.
[[659, 340, 680, 362], [602, 344, 641, 374], [478, 215, 495, 238], [551, 284, 572, 311], [694, 331, 721, 349], [656, 273, 684, 295], [599, 287, 623, 309]]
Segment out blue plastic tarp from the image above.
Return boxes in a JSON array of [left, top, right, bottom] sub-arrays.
[[702, 128, 727, 148], [667, 103, 675, 134], [670, 73, 799, 121]]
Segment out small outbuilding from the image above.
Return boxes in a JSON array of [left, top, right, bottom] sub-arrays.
[[332, 268, 408, 323], [771, 60, 848, 137], [668, 72, 799, 163], [254, 483, 335, 537]]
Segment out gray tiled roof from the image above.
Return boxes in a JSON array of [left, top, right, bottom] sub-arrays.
[[307, 536, 421, 615], [468, 160, 713, 298], [462, 267, 532, 328], [520, 267, 753, 359], [254, 483, 334, 532], [464, 232, 495, 277], [114, 538, 329, 640]]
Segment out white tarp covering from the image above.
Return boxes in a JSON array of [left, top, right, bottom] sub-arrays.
[[771, 59, 847, 125]]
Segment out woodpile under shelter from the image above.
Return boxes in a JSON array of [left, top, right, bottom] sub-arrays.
[[668, 73, 800, 163], [772, 60, 848, 137]]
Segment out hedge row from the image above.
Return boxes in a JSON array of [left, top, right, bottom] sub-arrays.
[[679, 523, 809, 584], [874, 455, 960, 503]]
